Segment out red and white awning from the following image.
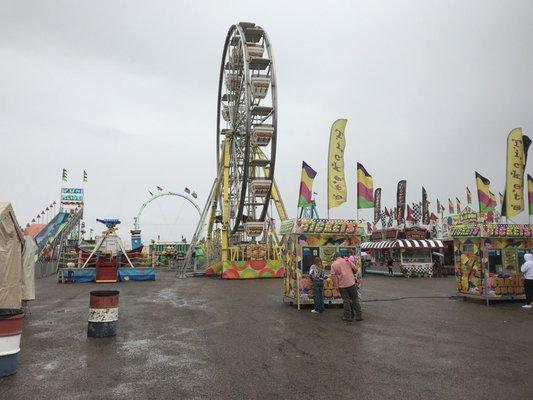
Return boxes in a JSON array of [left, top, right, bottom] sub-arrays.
[[361, 239, 444, 250]]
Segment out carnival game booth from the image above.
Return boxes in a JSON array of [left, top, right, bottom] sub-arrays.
[[281, 218, 363, 309], [57, 219, 155, 283], [362, 227, 444, 277], [451, 223, 530, 303]]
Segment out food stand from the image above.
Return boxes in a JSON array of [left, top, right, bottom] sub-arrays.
[[280, 218, 363, 309], [451, 223, 530, 303], [362, 227, 444, 277]]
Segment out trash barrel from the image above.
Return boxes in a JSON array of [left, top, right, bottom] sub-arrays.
[[0, 309, 24, 377], [87, 290, 119, 338]]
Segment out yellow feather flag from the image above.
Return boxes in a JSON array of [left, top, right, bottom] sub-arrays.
[[328, 119, 347, 210], [502, 128, 531, 218]]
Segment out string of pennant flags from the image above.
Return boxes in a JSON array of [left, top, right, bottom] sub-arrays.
[[297, 124, 533, 228]]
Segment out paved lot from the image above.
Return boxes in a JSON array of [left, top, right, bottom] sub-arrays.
[[2, 272, 532, 400]]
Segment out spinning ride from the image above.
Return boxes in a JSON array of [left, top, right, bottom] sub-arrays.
[[186, 22, 288, 279]]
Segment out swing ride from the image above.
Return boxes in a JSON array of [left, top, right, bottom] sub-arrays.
[[184, 22, 288, 279]]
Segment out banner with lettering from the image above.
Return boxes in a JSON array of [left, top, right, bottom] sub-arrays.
[[502, 127, 532, 218], [373, 188, 381, 224], [422, 186, 430, 225], [328, 119, 347, 209], [396, 180, 406, 224]]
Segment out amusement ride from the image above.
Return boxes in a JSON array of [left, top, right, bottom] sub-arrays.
[[184, 22, 288, 277]]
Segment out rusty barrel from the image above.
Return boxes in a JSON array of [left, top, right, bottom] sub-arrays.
[[0, 309, 24, 377], [87, 290, 119, 338]]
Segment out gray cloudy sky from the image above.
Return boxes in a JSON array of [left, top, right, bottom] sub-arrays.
[[1, 0, 533, 242]]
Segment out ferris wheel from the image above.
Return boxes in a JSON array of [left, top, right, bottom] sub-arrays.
[[216, 21, 279, 238], [184, 22, 288, 275]]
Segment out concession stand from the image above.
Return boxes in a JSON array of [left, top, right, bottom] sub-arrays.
[[362, 227, 444, 277], [280, 218, 363, 309], [451, 223, 530, 304]]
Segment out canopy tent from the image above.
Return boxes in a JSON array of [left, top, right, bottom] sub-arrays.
[[0, 202, 31, 308], [361, 239, 444, 250]]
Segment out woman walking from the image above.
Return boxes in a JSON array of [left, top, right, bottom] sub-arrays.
[[309, 257, 325, 314]]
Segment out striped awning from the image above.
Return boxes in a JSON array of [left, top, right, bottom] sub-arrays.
[[361, 239, 444, 250]]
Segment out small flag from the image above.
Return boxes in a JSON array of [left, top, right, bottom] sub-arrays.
[[499, 192, 504, 206], [406, 204, 414, 223], [62, 168, 68, 182], [298, 161, 317, 207], [384, 207, 390, 217], [466, 187, 472, 204], [185, 187, 191, 194], [412, 203, 422, 223], [192, 192, 198, 199], [456, 198, 462, 214], [430, 212, 438, 222], [448, 198, 454, 214], [356, 163, 374, 209], [149, 190, 154, 196], [528, 174, 533, 215], [156, 186, 163, 191], [475, 172, 497, 213], [83, 170, 88, 182], [31, 218, 35, 223], [436, 199, 442, 214]]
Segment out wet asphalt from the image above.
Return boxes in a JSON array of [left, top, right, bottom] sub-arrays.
[[1, 272, 532, 400]]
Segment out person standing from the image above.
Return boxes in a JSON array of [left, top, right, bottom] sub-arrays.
[[330, 253, 363, 322], [309, 257, 325, 314], [387, 258, 394, 277], [521, 253, 533, 309]]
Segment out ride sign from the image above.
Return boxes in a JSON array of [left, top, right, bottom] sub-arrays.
[[61, 187, 84, 204]]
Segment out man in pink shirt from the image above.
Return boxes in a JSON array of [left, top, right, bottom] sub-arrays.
[[330, 253, 362, 322]]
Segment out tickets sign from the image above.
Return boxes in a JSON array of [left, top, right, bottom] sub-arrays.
[[451, 224, 532, 238], [280, 219, 360, 235]]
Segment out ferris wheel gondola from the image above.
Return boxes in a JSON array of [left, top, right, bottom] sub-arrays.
[[216, 22, 278, 238]]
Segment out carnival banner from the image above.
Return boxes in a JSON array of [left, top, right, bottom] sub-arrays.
[[396, 180, 406, 224], [328, 119, 347, 210], [298, 161, 317, 207], [475, 171, 496, 213], [356, 162, 373, 209], [373, 188, 381, 224], [502, 127, 532, 217], [422, 187, 430, 225]]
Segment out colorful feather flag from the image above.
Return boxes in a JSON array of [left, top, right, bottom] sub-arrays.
[[456, 198, 462, 214], [62, 168, 68, 182], [373, 188, 381, 224], [298, 161, 317, 207], [448, 198, 454, 214], [502, 128, 531, 217], [528, 174, 533, 215], [475, 172, 497, 213], [396, 180, 407, 224], [466, 187, 472, 204], [356, 163, 374, 209], [328, 119, 347, 209], [422, 187, 430, 225], [406, 204, 414, 223]]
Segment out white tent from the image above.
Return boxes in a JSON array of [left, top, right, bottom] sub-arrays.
[[0, 202, 27, 308]]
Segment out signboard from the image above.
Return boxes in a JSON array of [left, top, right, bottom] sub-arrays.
[[482, 224, 532, 238], [280, 219, 360, 235], [61, 187, 84, 204], [449, 211, 492, 226], [450, 224, 532, 238], [404, 227, 429, 240]]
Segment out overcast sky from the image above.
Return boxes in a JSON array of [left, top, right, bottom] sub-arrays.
[[1, 0, 533, 242]]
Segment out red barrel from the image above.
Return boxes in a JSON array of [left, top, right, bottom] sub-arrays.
[[87, 290, 119, 338]]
